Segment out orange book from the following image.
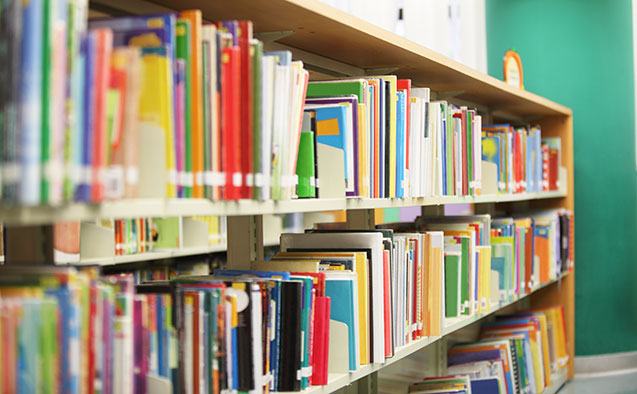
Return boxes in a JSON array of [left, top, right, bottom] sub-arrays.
[[180, 10, 204, 198], [535, 226, 551, 283]]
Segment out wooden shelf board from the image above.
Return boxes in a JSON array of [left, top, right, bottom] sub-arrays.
[[0, 191, 566, 225], [120, 0, 572, 118], [279, 272, 570, 394]]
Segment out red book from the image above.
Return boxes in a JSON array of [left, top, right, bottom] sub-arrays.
[[192, 293, 201, 394], [524, 227, 533, 294], [311, 296, 331, 385], [221, 47, 241, 200], [397, 79, 411, 176], [541, 143, 549, 191], [87, 283, 98, 394], [383, 249, 392, 357], [548, 149, 559, 190], [91, 29, 113, 202], [238, 21, 253, 199]]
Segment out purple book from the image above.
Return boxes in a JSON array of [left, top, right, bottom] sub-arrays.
[[305, 95, 360, 197], [134, 295, 149, 394], [447, 348, 502, 366]]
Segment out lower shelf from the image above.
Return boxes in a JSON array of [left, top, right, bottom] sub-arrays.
[[281, 272, 570, 394]]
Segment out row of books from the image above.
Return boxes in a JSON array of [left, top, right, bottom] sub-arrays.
[[51, 216, 226, 263], [407, 306, 568, 394], [1, 0, 567, 206], [302, 82, 484, 198], [0, 207, 573, 393], [482, 125, 562, 194], [1, 3, 309, 204]]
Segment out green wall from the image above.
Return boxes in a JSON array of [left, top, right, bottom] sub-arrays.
[[486, 0, 637, 356]]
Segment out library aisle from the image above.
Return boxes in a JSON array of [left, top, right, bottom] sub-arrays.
[[0, 0, 635, 393]]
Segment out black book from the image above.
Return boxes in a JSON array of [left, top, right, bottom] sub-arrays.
[[277, 280, 303, 391]]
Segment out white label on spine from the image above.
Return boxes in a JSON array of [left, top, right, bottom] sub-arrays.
[[246, 173, 254, 187], [315, 178, 320, 188], [204, 171, 214, 186], [168, 170, 178, 186], [126, 166, 139, 185], [310, 177, 316, 187], [254, 173, 264, 187], [195, 171, 204, 186], [233, 172, 242, 187]]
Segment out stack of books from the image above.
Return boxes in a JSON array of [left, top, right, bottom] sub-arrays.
[[407, 305, 569, 394]]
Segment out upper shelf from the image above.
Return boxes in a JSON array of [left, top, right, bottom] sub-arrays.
[[0, 189, 566, 225], [123, 0, 571, 118]]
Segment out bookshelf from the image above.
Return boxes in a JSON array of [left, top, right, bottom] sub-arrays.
[[3, 0, 575, 391]]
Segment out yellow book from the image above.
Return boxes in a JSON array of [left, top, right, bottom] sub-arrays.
[[428, 232, 444, 336], [251, 259, 321, 273], [358, 103, 369, 198], [534, 313, 553, 387], [138, 51, 176, 197], [277, 251, 370, 365]]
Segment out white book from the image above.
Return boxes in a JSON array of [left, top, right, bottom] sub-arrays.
[[260, 55, 276, 201]]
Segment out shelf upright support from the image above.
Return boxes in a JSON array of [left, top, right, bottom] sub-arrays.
[[346, 208, 376, 230], [357, 372, 378, 394], [421, 205, 444, 217], [226, 215, 264, 269], [4, 224, 54, 265]]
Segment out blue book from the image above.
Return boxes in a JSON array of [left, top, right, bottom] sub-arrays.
[[491, 256, 506, 301], [19, 0, 43, 205], [312, 105, 349, 185], [156, 297, 166, 377], [75, 33, 95, 202], [325, 272, 358, 371], [396, 91, 406, 198], [88, 14, 176, 56], [18, 299, 41, 394], [290, 276, 313, 389], [471, 377, 502, 394]]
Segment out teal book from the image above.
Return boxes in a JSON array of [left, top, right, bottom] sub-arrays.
[[325, 272, 359, 371]]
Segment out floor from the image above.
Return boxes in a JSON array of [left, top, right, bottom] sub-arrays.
[[557, 370, 637, 394]]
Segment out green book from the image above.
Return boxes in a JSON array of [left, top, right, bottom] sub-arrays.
[[307, 80, 366, 103], [458, 236, 471, 316], [40, 298, 58, 394], [251, 41, 263, 200], [467, 109, 473, 196], [176, 19, 192, 197], [41, 0, 53, 203], [202, 39, 212, 199], [444, 253, 461, 318], [295, 130, 316, 198]]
